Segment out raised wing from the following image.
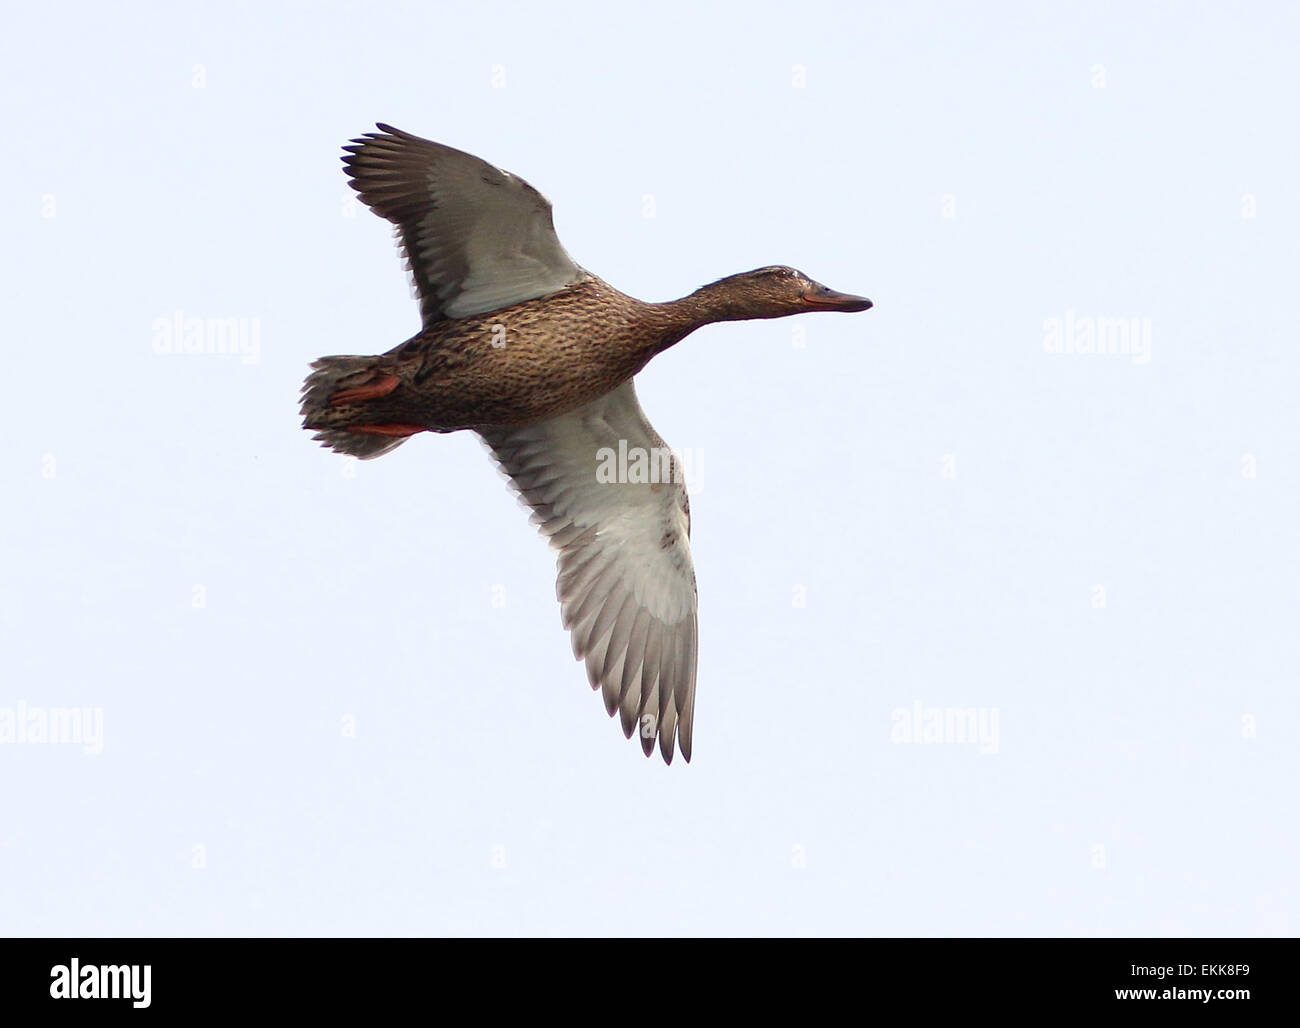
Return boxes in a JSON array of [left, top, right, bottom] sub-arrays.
[[479, 382, 698, 763], [343, 123, 586, 325]]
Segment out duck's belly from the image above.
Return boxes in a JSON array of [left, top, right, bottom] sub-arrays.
[[394, 295, 652, 429]]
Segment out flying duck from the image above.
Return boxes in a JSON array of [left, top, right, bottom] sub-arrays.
[[301, 124, 872, 763]]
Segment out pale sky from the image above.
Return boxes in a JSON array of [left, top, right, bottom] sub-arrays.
[[2, 1, 1297, 936]]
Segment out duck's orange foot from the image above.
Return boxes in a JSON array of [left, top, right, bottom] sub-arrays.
[[349, 423, 426, 438], [329, 373, 401, 406]]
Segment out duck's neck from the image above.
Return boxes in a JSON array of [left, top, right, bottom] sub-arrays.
[[649, 280, 763, 352]]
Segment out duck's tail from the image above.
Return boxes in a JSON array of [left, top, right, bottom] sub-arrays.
[[300, 355, 416, 460]]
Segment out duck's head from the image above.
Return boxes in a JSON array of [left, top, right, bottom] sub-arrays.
[[692, 266, 872, 321]]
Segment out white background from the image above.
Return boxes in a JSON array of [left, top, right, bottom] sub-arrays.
[[2, 1, 1296, 936]]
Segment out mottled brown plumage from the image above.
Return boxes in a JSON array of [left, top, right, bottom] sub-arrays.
[[303, 267, 869, 439], [305, 276, 648, 434], [300, 124, 872, 762]]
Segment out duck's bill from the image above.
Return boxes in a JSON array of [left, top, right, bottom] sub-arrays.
[[802, 287, 873, 312]]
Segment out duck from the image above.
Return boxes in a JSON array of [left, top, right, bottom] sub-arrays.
[[301, 123, 872, 764]]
